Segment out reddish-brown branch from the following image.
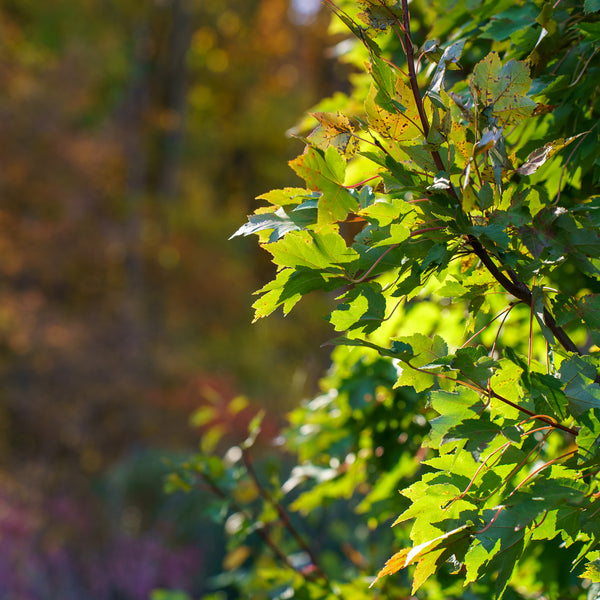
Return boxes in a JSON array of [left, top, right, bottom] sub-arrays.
[[400, 0, 446, 173], [407, 362, 579, 436], [395, 0, 588, 368]]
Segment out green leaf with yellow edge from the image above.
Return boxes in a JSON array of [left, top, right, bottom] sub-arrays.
[[471, 51, 536, 125], [411, 532, 471, 594], [580, 559, 600, 582], [255, 187, 317, 206], [289, 146, 358, 226], [307, 112, 360, 158]]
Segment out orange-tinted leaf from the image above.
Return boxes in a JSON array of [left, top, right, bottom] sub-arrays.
[[369, 548, 410, 586]]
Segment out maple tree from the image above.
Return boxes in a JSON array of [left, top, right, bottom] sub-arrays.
[[175, 0, 600, 598]]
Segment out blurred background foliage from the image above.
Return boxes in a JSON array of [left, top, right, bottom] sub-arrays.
[[0, 0, 345, 597]]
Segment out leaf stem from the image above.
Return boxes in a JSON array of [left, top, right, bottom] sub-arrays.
[[509, 448, 578, 496], [346, 244, 399, 283], [474, 505, 504, 534], [460, 303, 516, 348]]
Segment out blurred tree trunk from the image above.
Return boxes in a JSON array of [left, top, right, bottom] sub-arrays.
[[118, 1, 194, 374], [154, 0, 192, 201], [119, 21, 152, 378]]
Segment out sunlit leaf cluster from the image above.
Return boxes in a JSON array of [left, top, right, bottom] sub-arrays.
[[184, 0, 600, 598]]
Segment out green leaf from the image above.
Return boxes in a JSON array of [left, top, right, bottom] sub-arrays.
[[479, 4, 538, 41], [326, 336, 415, 362], [329, 283, 387, 333], [289, 147, 358, 226], [452, 346, 497, 387], [231, 206, 317, 242], [577, 409, 600, 467], [255, 187, 318, 206], [265, 229, 358, 271], [465, 507, 529, 588], [584, 0, 600, 13], [528, 372, 569, 421], [357, 0, 403, 31], [427, 388, 485, 447], [395, 333, 450, 392], [358, 196, 414, 227], [443, 415, 502, 449], [471, 52, 536, 125], [559, 355, 600, 416], [490, 357, 524, 417], [252, 267, 344, 320]]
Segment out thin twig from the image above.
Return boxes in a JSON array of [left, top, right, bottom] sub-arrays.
[[491, 303, 517, 356], [197, 472, 321, 582], [554, 129, 593, 205], [460, 304, 515, 348], [242, 451, 328, 581]]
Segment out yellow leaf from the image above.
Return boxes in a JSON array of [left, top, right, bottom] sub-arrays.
[[369, 548, 410, 586], [223, 545, 252, 571], [365, 79, 423, 142]]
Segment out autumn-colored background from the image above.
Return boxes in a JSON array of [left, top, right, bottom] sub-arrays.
[[0, 0, 344, 596]]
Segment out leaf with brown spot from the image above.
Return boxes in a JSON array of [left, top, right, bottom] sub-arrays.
[[307, 112, 360, 158], [472, 52, 536, 125], [365, 78, 423, 142]]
